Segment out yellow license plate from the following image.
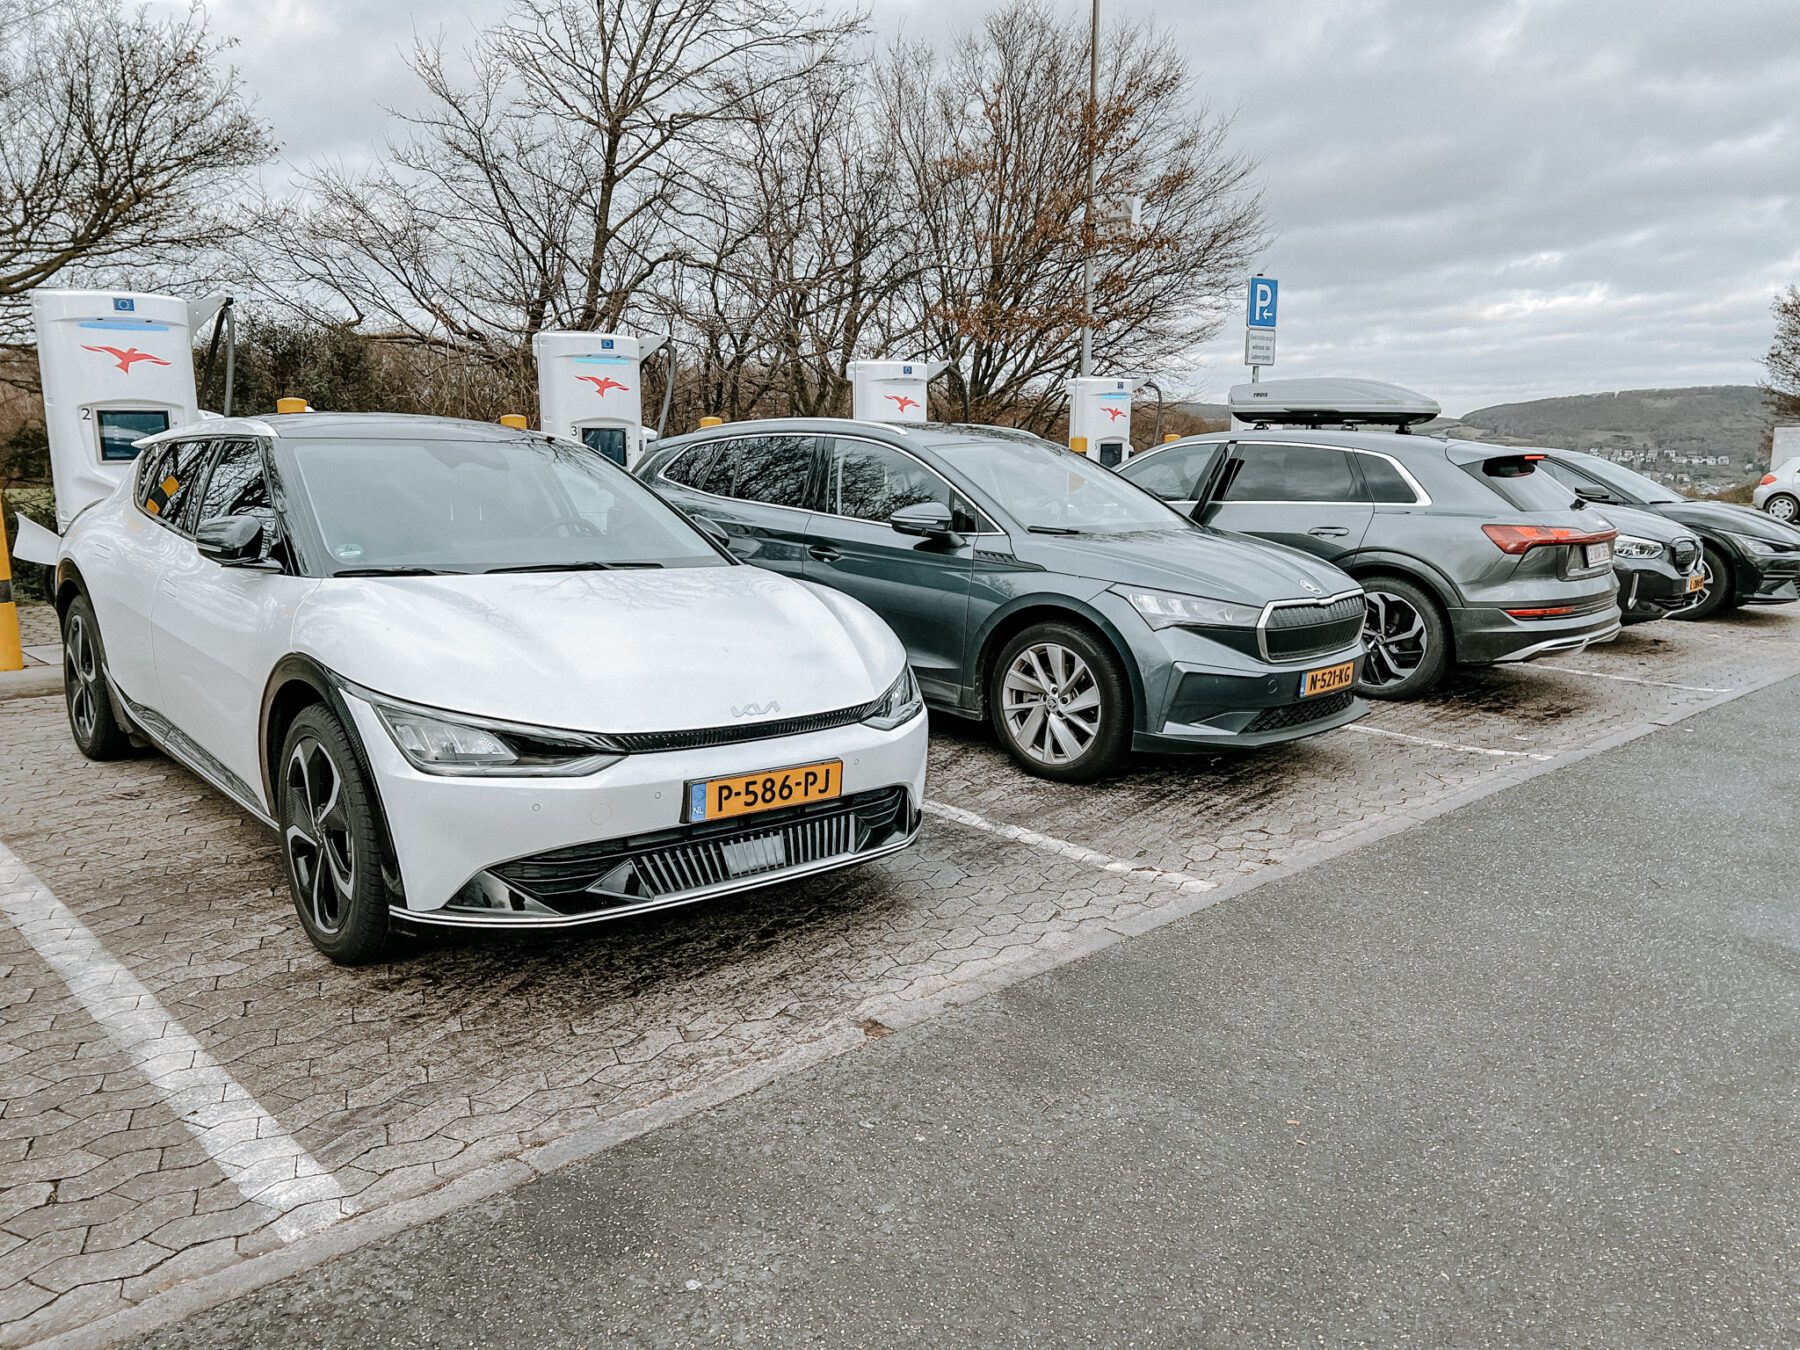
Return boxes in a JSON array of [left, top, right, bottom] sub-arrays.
[[1303, 660, 1356, 697], [1686, 572, 1706, 593], [688, 760, 842, 822]]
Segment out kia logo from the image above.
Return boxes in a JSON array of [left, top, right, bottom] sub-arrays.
[[731, 701, 780, 718]]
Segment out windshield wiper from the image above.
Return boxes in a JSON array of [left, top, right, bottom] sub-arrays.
[[333, 565, 455, 577], [1026, 524, 1084, 535], [482, 561, 622, 574]]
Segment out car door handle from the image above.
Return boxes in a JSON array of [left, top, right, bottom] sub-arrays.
[[1308, 526, 1350, 538], [808, 545, 841, 563]]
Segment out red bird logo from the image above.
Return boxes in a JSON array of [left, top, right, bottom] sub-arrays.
[[1104, 407, 1126, 422], [83, 345, 170, 374], [578, 376, 630, 397], [885, 394, 920, 413]]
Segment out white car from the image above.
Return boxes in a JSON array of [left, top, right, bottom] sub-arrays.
[[55, 413, 927, 963], [1754, 457, 1800, 523]]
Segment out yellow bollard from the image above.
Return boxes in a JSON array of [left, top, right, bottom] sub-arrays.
[[0, 487, 23, 673], [498, 414, 528, 429], [275, 396, 308, 414], [1070, 436, 1090, 457], [698, 416, 724, 429]]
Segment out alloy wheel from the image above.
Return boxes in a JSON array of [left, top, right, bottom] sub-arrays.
[[1770, 496, 1798, 523], [1001, 642, 1102, 766], [64, 612, 101, 743], [1361, 590, 1429, 689], [285, 736, 356, 935]]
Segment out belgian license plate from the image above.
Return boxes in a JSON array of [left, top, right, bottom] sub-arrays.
[[1585, 541, 1613, 567], [1686, 572, 1706, 593], [687, 760, 842, 822], [1302, 660, 1356, 697]]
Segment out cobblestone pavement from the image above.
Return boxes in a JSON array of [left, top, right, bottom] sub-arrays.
[[0, 608, 1796, 1344]]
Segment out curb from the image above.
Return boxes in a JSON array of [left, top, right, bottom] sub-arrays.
[[0, 665, 61, 703]]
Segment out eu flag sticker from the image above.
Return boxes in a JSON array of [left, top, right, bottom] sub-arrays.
[[688, 783, 707, 821]]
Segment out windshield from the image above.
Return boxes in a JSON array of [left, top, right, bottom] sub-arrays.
[[1566, 453, 1686, 505], [288, 436, 729, 574], [939, 436, 1189, 533]]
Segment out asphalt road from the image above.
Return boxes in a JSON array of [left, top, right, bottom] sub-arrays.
[[135, 676, 1800, 1349]]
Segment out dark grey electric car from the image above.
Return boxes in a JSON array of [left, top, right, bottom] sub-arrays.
[[637, 419, 1368, 781], [1118, 424, 1622, 699], [1533, 447, 1800, 621]]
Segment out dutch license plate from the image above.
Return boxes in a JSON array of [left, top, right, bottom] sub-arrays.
[[1302, 660, 1356, 697], [1686, 572, 1706, 593], [687, 759, 842, 823], [1585, 541, 1613, 567]]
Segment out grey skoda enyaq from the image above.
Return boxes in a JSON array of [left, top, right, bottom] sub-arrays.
[[1116, 379, 1622, 700], [636, 419, 1367, 782]]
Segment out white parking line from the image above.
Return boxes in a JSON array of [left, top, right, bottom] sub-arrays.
[[0, 841, 347, 1242], [1340, 724, 1554, 760], [922, 800, 1217, 893], [1530, 662, 1732, 693]]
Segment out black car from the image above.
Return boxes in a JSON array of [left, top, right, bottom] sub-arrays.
[[1601, 504, 1706, 623], [1535, 449, 1800, 620]]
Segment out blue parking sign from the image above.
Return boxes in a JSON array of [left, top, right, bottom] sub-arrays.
[[1246, 277, 1278, 329]]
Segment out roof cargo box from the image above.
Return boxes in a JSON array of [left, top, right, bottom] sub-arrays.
[[1229, 378, 1440, 431]]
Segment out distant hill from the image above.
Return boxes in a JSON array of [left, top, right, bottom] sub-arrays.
[[1177, 384, 1778, 493]]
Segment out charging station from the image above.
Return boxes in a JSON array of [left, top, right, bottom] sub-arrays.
[[533, 331, 667, 467], [848, 360, 946, 423], [1068, 375, 1145, 467], [31, 289, 218, 529]]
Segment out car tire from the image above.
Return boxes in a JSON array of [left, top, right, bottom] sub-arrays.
[[60, 595, 134, 760], [989, 621, 1131, 782], [1671, 543, 1734, 621], [1355, 574, 1451, 700], [1766, 494, 1799, 524], [279, 704, 395, 965]]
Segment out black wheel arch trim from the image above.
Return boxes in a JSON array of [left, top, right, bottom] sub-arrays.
[[1334, 549, 1465, 608], [969, 595, 1148, 732]]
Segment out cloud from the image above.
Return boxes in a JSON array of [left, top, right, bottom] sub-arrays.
[[187, 0, 1799, 415]]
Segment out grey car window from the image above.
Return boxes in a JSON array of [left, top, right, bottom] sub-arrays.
[[195, 440, 278, 562], [1123, 443, 1221, 501], [1222, 444, 1361, 503], [661, 442, 720, 491], [718, 435, 816, 509], [1355, 454, 1419, 504], [829, 439, 951, 521]]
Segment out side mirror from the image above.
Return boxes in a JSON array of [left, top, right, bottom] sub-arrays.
[[195, 516, 265, 566], [689, 513, 730, 549], [890, 501, 961, 542]]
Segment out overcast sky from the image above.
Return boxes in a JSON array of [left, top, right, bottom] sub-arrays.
[[193, 0, 1798, 416]]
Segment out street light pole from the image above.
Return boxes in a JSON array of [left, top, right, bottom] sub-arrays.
[[1078, 0, 1098, 379]]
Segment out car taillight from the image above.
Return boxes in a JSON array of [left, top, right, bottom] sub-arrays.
[[1760, 474, 1777, 486], [1481, 523, 1619, 555]]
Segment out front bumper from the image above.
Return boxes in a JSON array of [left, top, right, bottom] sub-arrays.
[[343, 694, 929, 925], [1618, 558, 1704, 623], [1738, 553, 1800, 605], [1450, 600, 1622, 665]]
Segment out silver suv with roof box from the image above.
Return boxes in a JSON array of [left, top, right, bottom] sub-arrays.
[[1117, 379, 1622, 699]]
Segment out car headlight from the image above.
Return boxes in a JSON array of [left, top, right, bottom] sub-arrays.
[[1723, 532, 1790, 557], [1112, 584, 1262, 630], [1612, 534, 1663, 560], [372, 699, 624, 776], [862, 665, 924, 730]]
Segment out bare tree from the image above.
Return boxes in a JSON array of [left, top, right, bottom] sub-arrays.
[[1765, 286, 1800, 421], [255, 0, 863, 385], [881, 0, 1267, 429], [0, 0, 273, 342]]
